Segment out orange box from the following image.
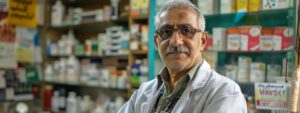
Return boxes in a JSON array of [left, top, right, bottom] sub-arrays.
[[273, 27, 293, 51], [227, 28, 240, 51], [239, 26, 261, 51], [260, 28, 273, 51]]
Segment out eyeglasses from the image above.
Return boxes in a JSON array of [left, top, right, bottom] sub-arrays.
[[156, 24, 202, 41]]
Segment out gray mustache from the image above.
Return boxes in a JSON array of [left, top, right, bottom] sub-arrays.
[[166, 45, 189, 54]]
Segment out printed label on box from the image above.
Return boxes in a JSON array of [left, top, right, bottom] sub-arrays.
[[273, 27, 293, 51], [240, 26, 261, 51], [260, 28, 273, 51]]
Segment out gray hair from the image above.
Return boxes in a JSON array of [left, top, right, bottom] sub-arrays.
[[155, 0, 206, 32]]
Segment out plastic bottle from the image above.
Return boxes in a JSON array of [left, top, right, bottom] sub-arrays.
[[59, 58, 67, 82], [66, 55, 79, 83], [51, 0, 65, 26], [66, 92, 77, 113], [80, 95, 92, 113], [0, 74, 6, 88], [58, 88, 66, 111], [44, 64, 54, 82], [51, 91, 59, 112], [65, 30, 77, 55]]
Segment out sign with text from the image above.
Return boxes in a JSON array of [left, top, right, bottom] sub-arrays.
[[8, 0, 37, 28], [255, 83, 289, 110]]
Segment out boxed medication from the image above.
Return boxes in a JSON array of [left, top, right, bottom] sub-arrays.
[[236, 0, 248, 12], [220, 0, 235, 14], [213, 27, 227, 51], [266, 64, 281, 82], [260, 28, 273, 51], [227, 28, 240, 51], [225, 64, 238, 81], [239, 26, 261, 51], [197, 0, 216, 15], [262, 0, 290, 10], [248, 0, 261, 12], [273, 27, 293, 51], [237, 56, 251, 83], [250, 62, 266, 83]]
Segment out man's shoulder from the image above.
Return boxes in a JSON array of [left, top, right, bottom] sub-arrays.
[[207, 70, 242, 94], [138, 79, 158, 92]]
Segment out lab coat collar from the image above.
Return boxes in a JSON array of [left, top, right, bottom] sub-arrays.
[[143, 60, 212, 113]]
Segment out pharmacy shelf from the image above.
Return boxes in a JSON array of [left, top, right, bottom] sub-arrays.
[[44, 81, 128, 91], [49, 16, 129, 32], [50, 0, 110, 7], [131, 16, 148, 24], [47, 54, 129, 59], [130, 50, 148, 55], [205, 8, 294, 33]]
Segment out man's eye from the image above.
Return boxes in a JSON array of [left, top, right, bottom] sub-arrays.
[[181, 28, 192, 33], [162, 29, 172, 34]]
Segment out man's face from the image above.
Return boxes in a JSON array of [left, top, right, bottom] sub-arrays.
[[154, 8, 207, 71]]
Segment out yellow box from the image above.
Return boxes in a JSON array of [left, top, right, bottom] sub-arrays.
[[236, 0, 248, 12], [249, 0, 260, 12]]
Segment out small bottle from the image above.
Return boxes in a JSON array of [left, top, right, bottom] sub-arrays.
[[44, 64, 54, 82], [66, 55, 79, 83], [66, 92, 77, 113], [58, 88, 66, 111], [51, 91, 59, 112], [51, 0, 65, 26]]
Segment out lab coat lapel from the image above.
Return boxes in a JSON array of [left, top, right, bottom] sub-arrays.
[[144, 80, 163, 113], [172, 60, 212, 113]]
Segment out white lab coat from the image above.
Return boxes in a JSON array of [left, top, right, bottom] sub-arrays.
[[118, 60, 247, 113]]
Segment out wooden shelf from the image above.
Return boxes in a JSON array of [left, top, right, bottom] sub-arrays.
[[45, 81, 128, 91], [47, 54, 129, 59], [48, 16, 129, 32], [130, 50, 148, 55]]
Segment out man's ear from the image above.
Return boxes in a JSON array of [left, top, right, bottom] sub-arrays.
[[199, 31, 208, 51], [154, 34, 159, 50]]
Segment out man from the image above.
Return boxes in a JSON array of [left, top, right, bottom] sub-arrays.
[[118, 0, 247, 113]]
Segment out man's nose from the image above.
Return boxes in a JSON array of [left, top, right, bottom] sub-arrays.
[[169, 31, 183, 46]]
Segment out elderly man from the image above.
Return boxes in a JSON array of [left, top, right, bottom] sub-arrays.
[[118, 0, 247, 113]]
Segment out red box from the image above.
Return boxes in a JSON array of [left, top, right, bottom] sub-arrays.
[[239, 26, 261, 51], [273, 27, 293, 51]]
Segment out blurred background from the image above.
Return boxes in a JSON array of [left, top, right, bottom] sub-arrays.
[[0, 0, 299, 113]]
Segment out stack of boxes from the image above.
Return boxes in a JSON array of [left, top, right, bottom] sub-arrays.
[[197, 0, 292, 15], [105, 26, 129, 56], [224, 56, 285, 83], [208, 26, 294, 52]]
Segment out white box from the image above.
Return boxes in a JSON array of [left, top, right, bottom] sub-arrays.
[[260, 28, 273, 51], [262, 0, 290, 10], [213, 28, 227, 51], [250, 62, 266, 83], [266, 64, 281, 82], [225, 64, 238, 81], [198, 0, 214, 15], [227, 28, 240, 51], [220, 0, 235, 14], [237, 56, 251, 83]]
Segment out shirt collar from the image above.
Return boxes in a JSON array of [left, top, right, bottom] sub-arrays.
[[157, 59, 204, 91]]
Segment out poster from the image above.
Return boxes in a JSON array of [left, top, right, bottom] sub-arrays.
[[15, 26, 37, 63], [8, 0, 37, 28], [255, 83, 289, 110], [0, 16, 17, 69]]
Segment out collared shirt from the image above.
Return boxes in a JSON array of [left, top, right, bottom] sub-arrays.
[[153, 59, 203, 113]]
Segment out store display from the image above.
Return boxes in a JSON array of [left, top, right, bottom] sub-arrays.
[[240, 26, 261, 51], [237, 56, 251, 83], [248, 0, 260, 12], [273, 27, 293, 51], [197, 0, 215, 15], [220, 0, 235, 14], [225, 64, 238, 81], [262, 0, 290, 10], [266, 64, 282, 82], [236, 0, 248, 12], [212, 27, 226, 51], [250, 62, 266, 83], [260, 28, 274, 51], [51, 0, 65, 26], [227, 27, 240, 51]]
